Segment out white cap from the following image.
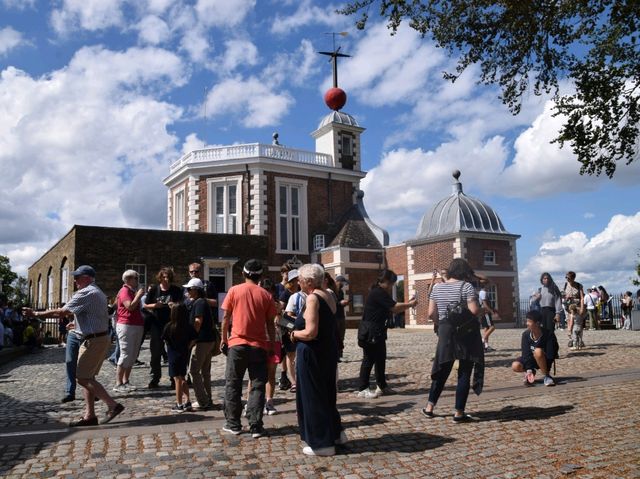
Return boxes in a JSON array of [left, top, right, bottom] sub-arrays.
[[183, 278, 204, 289], [287, 269, 299, 282]]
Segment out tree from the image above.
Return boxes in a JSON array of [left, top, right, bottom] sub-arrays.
[[0, 255, 18, 303], [340, 0, 640, 177], [633, 254, 640, 287]]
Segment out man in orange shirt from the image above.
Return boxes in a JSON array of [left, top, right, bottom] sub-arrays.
[[220, 259, 276, 438]]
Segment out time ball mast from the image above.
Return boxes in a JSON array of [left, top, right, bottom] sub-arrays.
[[319, 37, 351, 111]]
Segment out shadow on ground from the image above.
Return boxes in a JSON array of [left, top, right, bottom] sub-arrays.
[[340, 431, 455, 454], [473, 404, 574, 422]]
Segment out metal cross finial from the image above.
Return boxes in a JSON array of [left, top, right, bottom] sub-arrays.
[[319, 32, 350, 88]]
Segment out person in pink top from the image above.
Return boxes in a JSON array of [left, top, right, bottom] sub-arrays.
[[220, 259, 276, 438], [113, 269, 145, 393]]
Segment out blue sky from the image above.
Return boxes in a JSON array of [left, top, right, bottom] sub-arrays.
[[1, 0, 639, 298]]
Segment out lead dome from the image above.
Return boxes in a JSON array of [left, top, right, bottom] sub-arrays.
[[416, 171, 509, 239]]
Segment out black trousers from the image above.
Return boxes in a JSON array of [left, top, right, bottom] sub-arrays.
[[358, 341, 387, 391]]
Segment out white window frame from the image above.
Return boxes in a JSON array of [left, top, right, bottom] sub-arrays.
[[173, 187, 186, 231], [125, 264, 147, 292], [37, 275, 43, 307], [60, 264, 69, 304], [275, 177, 308, 254], [207, 176, 242, 234], [341, 134, 353, 156], [47, 269, 54, 308], [313, 234, 325, 251], [485, 284, 498, 310], [483, 249, 496, 265], [203, 258, 239, 320]]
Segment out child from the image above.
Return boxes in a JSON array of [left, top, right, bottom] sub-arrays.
[[512, 310, 558, 386], [566, 303, 584, 350], [162, 304, 197, 413]]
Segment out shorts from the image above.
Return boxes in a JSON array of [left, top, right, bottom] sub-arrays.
[[481, 313, 494, 329], [268, 341, 282, 365], [76, 334, 111, 380], [168, 349, 189, 378], [116, 323, 144, 369]]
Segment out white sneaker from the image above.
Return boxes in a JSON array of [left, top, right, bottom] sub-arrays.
[[375, 386, 396, 396], [335, 430, 348, 445], [242, 403, 248, 417], [112, 384, 127, 394], [302, 446, 335, 456], [264, 401, 277, 415], [356, 388, 380, 399], [123, 382, 136, 391]]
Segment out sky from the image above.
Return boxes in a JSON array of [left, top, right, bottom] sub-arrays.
[[1, 0, 639, 299]]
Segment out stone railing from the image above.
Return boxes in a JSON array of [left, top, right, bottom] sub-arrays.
[[169, 143, 334, 172]]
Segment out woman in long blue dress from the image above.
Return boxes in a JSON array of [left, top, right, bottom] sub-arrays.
[[289, 264, 345, 456]]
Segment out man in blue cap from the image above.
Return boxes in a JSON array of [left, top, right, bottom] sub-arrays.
[[23, 265, 124, 426]]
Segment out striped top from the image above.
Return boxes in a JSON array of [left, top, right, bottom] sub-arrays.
[[429, 280, 478, 321], [63, 282, 109, 335]]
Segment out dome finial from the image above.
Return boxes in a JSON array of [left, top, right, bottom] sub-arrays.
[[453, 170, 461, 181], [452, 170, 463, 194]]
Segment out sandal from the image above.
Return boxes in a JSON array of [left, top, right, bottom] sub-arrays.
[[290, 384, 296, 393], [100, 403, 125, 425], [69, 416, 98, 427]]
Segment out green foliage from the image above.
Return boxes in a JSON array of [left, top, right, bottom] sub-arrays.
[[633, 254, 640, 287], [339, 0, 640, 177], [0, 255, 27, 307]]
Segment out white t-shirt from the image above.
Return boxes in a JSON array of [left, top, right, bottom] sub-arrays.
[[285, 291, 307, 316]]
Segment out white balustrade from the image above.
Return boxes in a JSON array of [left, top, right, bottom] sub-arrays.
[[169, 143, 333, 172]]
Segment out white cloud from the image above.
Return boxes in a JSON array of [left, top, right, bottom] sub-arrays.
[[136, 15, 171, 45], [0, 45, 188, 271], [271, 1, 344, 34], [204, 76, 294, 128], [51, 0, 126, 34], [583, 212, 595, 219], [180, 26, 212, 63], [520, 212, 640, 294], [1, 0, 36, 9], [0, 26, 26, 56], [195, 0, 256, 28], [220, 39, 258, 72], [181, 133, 206, 154], [261, 39, 318, 87]]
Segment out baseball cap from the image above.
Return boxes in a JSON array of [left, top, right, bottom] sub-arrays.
[[183, 278, 204, 289], [72, 265, 96, 277], [335, 275, 349, 284], [243, 259, 263, 275], [287, 269, 299, 282]]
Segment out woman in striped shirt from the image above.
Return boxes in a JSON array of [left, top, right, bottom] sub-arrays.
[[422, 258, 483, 423]]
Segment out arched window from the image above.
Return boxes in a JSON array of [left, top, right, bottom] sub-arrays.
[[47, 267, 54, 308], [37, 274, 43, 308], [28, 280, 33, 304], [60, 257, 69, 304]]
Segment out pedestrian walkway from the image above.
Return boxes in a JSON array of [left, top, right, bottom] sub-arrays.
[[0, 329, 638, 478]]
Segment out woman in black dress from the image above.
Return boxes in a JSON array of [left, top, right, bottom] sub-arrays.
[[289, 263, 344, 456]]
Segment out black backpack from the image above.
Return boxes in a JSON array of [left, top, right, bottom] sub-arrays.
[[446, 282, 479, 338]]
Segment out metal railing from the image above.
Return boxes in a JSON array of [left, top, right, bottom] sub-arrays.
[[516, 294, 630, 328]]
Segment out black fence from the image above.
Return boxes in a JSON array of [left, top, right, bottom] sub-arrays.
[[516, 294, 629, 328]]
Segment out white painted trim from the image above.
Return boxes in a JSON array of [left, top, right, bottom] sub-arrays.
[[206, 175, 243, 235], [274, 177, 309, 255]]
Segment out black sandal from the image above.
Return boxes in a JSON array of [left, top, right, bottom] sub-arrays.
[[70, 416, 98, 427], [100, 403, 125, 425]]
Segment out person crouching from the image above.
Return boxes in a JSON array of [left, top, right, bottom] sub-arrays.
[[512, 310, 558, 387]]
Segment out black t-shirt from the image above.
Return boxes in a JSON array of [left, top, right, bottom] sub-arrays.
[[521, 329, 556, 364], [362, 285, 396, 341], [184, 280, 219, 323], [146, 284, 183, 324], [190, 297, 216, 343], [162, 321, 197, 355]]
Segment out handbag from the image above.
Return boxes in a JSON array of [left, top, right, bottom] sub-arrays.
[[446, 282, 479, 338]]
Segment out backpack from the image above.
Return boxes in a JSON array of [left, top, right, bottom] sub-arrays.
[[446, 282, 479, 338], [529, 288, 541, 312]]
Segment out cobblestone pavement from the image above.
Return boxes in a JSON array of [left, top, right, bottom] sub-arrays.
[[0, 329, 638, 478]]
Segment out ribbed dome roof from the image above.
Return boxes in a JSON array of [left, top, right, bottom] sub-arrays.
[[317, 110, 359, 129], [416, 171, 508, 239]]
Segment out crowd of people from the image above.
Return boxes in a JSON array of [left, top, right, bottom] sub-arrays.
[[5, 258, 639, 456]]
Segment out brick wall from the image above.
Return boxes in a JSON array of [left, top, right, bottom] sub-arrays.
[[349, 250, 380, 263], [412, 240, 455, 274], [385, 244, 407, 277], [28, 226, 269, 304], [464, 237, 515, 272]]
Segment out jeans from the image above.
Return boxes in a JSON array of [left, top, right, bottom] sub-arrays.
[[358, 341, 387, 391], [428, 359, 474, 412], [148, 319, 166, 382], [223, 344, 267, 429], [108, 335, 120, 363], [189, 341, 214, 407], [65, 331, 82, 397]]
